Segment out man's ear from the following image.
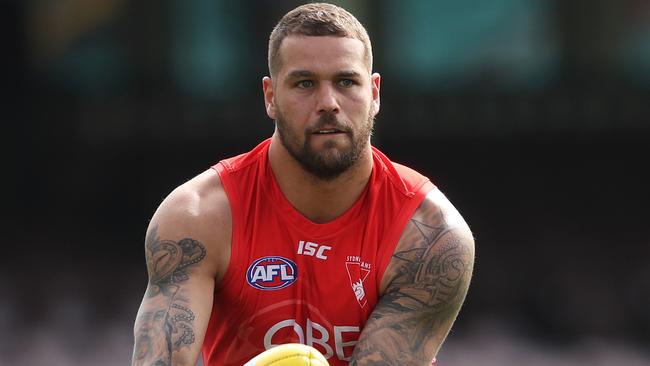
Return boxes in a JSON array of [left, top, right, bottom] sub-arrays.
[[370, 73, 381, 116], [262, 76, 276, 119]]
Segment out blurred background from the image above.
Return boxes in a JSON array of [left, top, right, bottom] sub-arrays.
[[4, 0, 650, 365]]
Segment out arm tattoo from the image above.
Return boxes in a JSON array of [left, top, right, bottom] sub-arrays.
[[132, 226, 206, 366], [352, 213, 474, 365]]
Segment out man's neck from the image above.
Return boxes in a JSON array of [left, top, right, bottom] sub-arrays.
[[268, 135, 373, 224]]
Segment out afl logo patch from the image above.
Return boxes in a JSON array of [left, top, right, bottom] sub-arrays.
[[246, 256, 298, 290]]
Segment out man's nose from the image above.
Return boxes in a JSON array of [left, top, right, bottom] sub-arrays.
[[316, 84, 339, 114]]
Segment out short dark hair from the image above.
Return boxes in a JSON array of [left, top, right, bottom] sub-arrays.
[[268, 3, 373, 77]]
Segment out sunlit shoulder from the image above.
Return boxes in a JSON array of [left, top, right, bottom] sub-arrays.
[[147, 169, 231, 280]]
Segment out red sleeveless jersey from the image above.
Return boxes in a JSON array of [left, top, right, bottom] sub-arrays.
[[202, 139, 434, 365]]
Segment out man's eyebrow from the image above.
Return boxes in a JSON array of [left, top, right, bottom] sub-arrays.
[[286, 70, 363, 79], [287, 70, 315, 79], [336, 70, 362, 78]]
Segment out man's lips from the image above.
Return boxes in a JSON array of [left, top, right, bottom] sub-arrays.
[[310, 125, 348, 134], [313, 129, 345, 134]]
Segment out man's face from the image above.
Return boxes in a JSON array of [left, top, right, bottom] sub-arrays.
[[263, 35, 381, 181]]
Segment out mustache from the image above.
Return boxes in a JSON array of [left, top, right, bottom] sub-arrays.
[[307, 112, 350, 134]]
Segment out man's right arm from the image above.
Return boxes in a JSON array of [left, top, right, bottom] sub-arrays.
[[131, 170, 231, 366]]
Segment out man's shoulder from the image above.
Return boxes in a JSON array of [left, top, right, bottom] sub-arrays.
[[379, 187, 474, 293], [411, 188, 469, 230], [408, 188, 473, 255], [147, 169, 232, 279], [165, 169, 230, 222], [151, 169, 231, 242]]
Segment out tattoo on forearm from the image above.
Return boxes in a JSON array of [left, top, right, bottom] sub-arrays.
[[132, 226, 206, 366], [352, 210, 474, 365]]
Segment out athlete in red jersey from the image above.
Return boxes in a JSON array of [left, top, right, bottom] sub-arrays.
[[132, 3, 474, 366], [201, 138, 434, 365]]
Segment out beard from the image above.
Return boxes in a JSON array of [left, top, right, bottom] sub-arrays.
[[275, 109, 374, 181]]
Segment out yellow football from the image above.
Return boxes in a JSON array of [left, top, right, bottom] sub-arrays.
[[244, 343, 330, 366]]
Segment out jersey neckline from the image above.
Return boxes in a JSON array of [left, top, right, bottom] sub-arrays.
[[261, 140, 384, 238]]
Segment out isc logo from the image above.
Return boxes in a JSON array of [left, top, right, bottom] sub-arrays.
[[246, 256, 298, 290], [297, 241, 332, 260]]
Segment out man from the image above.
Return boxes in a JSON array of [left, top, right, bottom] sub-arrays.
[[132, 3, 474, 365]]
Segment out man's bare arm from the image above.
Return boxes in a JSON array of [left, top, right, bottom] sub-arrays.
[[351, 189, 475, 365], [132, 226, 212, 365], [132, 170, 230, 366]]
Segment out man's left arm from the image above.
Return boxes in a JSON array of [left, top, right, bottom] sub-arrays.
[[351, 188, 475, 365]]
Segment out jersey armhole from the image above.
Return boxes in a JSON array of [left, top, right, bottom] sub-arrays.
[[375, 180, 435, 294], [211, 162, 239, 291]]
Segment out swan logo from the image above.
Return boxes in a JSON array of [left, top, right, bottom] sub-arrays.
[[247, 256, 298, 290], [345, 256, 372, 308]]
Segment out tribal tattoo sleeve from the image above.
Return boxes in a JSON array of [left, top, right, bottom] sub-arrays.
[[132, 226, 207, 366], [351, 202, 474, 365]]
